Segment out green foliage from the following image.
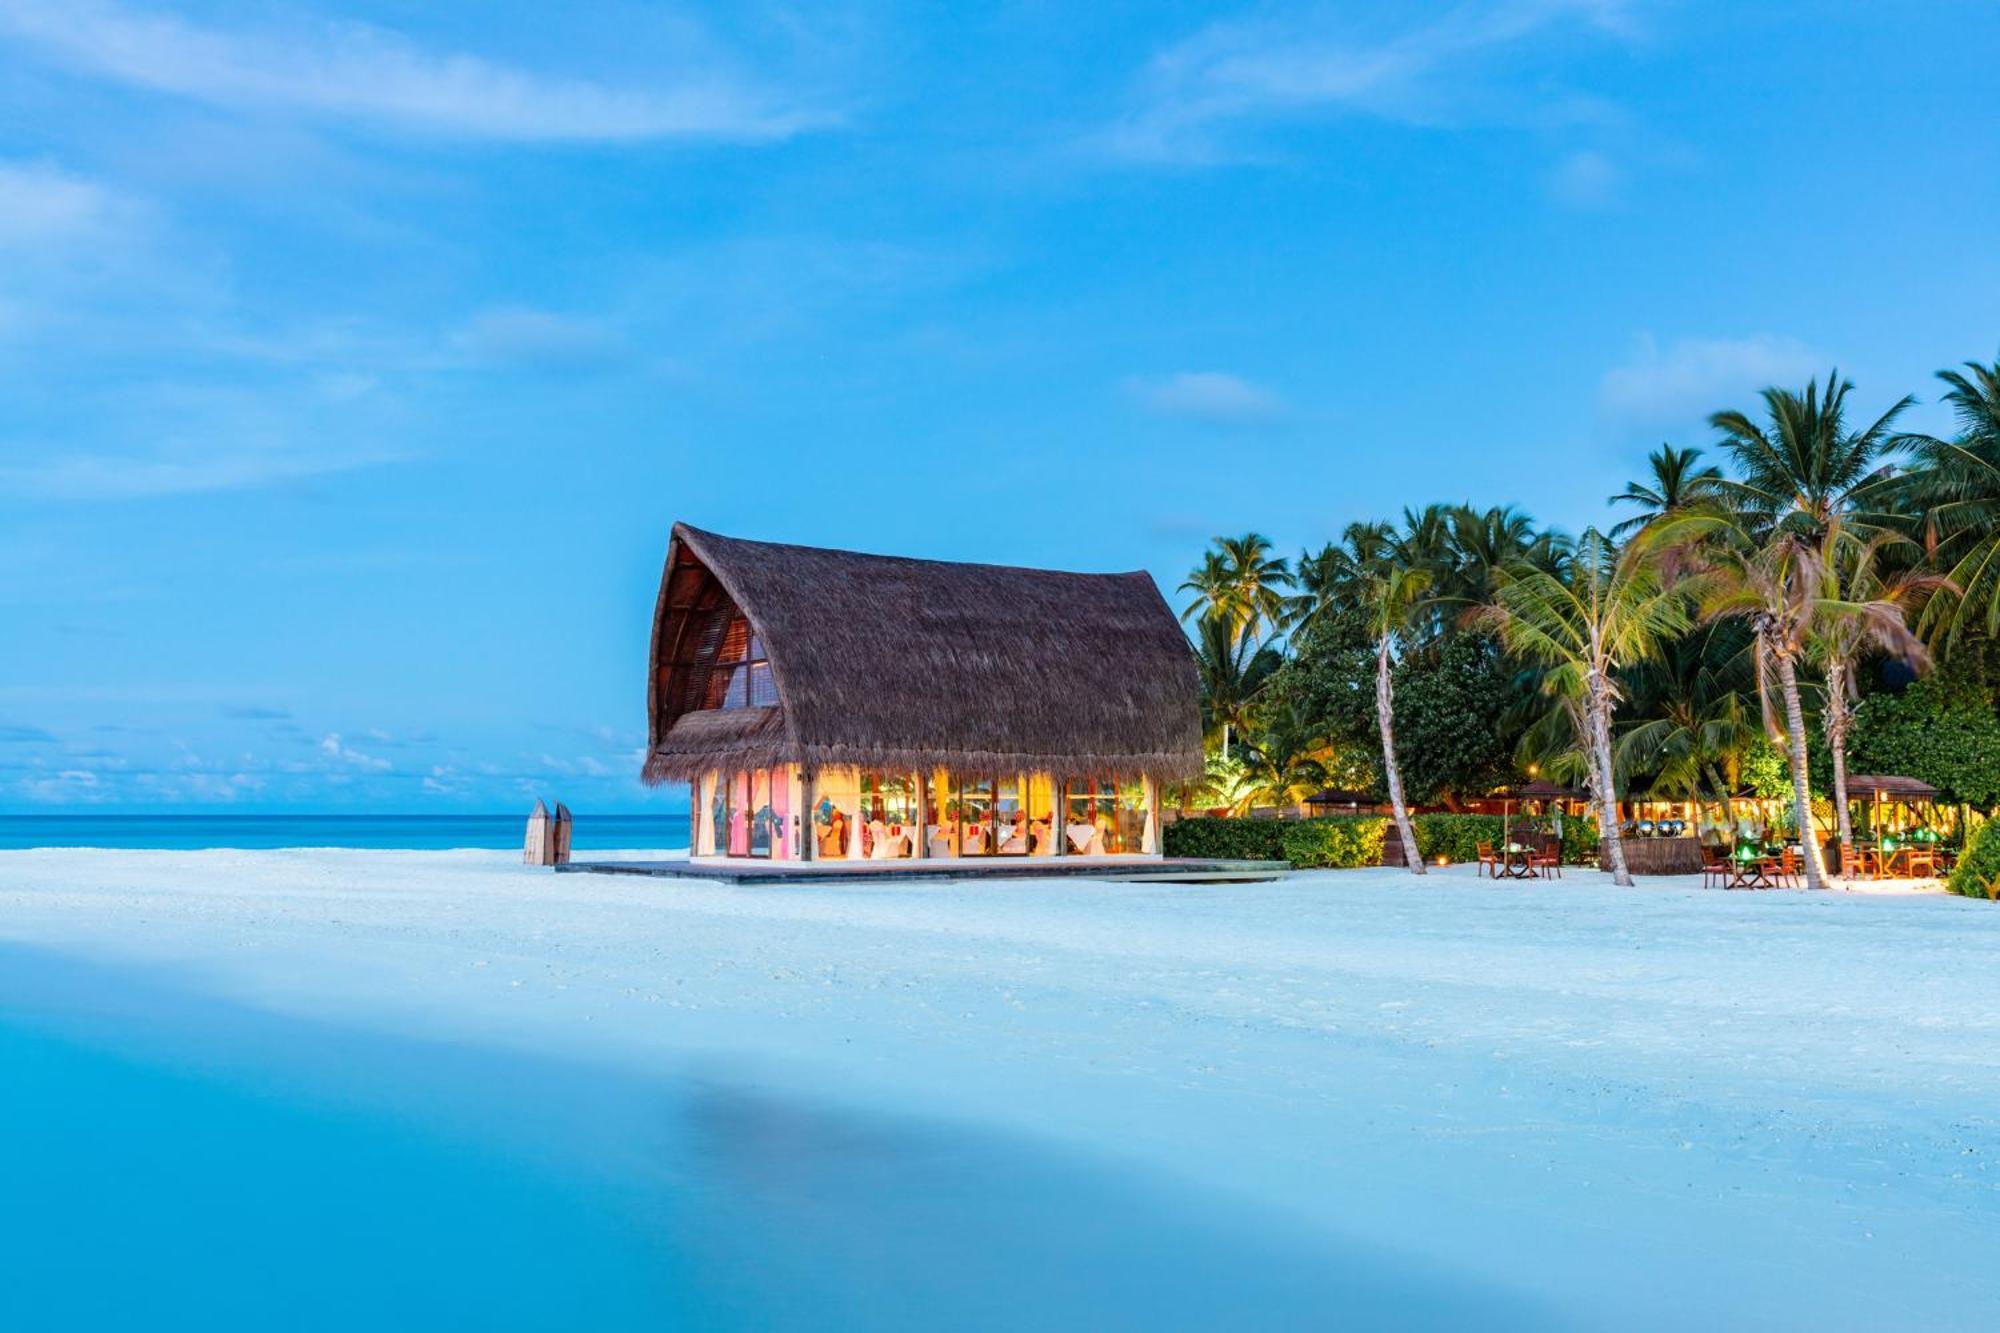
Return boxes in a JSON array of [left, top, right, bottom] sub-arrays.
[[1404, 811, 1600, 866], [1408, 812, 1504, 863], [1268, 613, 1517, 805], [1741, 735, 1795, 800], [1947, 818, 2000, 899], [1387, 634, 1519, 804], [1163, 816, 1386, 869], [1560, 815, 1603, 866], [1281, 817, 1388, 869], [1848, 662, 2000, 808]]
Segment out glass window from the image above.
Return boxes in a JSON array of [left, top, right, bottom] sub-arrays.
[[1026, 774, 1058, 856], [747, 769, 774, 858], [700, 773, 722, 856], [993, 776, 1029, 855], [958, 776, 996, 856], [702, 619, 775, 711], [724, 771, 753, 856], [1063, 778, 1148, 855], [859, 773, 917, 860], [813, 769, 859, 860], [922, 772, 956, 858]]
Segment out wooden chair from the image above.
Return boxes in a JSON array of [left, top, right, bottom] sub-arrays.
[[1776, 848, 1803, 888], [1476, 841, 1499, 878], [1532, 840, 1563, 879], [1701, 853, 1731, 889]]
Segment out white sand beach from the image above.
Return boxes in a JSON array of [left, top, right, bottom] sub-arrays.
[[5, 850, 1998, 1329]]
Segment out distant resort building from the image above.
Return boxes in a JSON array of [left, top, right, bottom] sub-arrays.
[[643, 524, 1202, 864]]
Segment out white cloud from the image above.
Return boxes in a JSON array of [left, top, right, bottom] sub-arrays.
[[0, 370, 408, 502], [319, 732, 390, 771], [0, 0, 826, 142], [1100, 0, 1643, 163], [0, 159, 131, 248], [451, 306, 623, 369], [1128, 371, 1287, 425], [0, 446, 388, 501], [1546, 148, 1622, 209], [1598, 334, 1824, 435], [15, 768, 104, 802]]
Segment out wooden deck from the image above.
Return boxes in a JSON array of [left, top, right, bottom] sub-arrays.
[[556, 855, 1291, 885]]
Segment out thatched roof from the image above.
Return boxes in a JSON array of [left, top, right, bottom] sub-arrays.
[[644, 523, 1202, 784], [1496, 779, 1584, 800], [1846, 774, 1939, 799], [1302, 787, 1383, 807]]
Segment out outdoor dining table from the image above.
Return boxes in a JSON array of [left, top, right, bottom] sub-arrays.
[[1882, 846, 1937, 879], [1497, 844, 1541, 879], [1720, 852, 1783, 889]]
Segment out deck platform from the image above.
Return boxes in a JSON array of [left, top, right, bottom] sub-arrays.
[[557, 855, 1290, 885]]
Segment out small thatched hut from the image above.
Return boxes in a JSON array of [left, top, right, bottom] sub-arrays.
[[645, 523, 1201, 864]]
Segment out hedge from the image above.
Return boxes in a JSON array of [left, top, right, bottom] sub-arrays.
[[1167, 812, 1602, 870], [1408, 813, 1505, 865], [1948, 819, 2000, 900], [1405, 813, 1601, 866], [1164, 816, 1386, 869]]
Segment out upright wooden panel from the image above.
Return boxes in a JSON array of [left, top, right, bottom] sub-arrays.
[[524, 799, 554, 867]]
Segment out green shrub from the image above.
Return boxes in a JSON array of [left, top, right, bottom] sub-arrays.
[[1164, 816, 1386, 868], [1163, 817, 1289, 861], [1948, 819, 2000, 899], [1399, 812, 1602, 867], [1560, 816, 1602, 867], [1280, 817, 1388, 869], [1408, 813, 1504, 865]]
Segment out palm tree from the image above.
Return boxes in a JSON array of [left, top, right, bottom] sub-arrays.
[[1178, 550, 1235, 625], [1484, 528, 1692, 887], [1810, 529, 1935, 874], [1179, 534, 1294, 645], [1710, 371, 1913, 539], [1441, 505, 1545, 617], [1342, 518, 1433, 876], [1189, 610, 1279, 759], [1608, 444, 1726, 537], [1215, 533, 1295, 643], [1893, 354, 2000, 646], [1614, 623, 1758, 804], [1652, 511, 1837, 887], [1233, 700, 1335, 814]]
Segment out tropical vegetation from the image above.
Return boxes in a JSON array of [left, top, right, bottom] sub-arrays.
[[1175, 352, 2000, 885]]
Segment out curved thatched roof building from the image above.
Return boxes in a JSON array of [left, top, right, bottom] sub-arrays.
[[644, 523, 1201, 786]]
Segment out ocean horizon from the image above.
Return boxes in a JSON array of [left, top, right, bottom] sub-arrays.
[[0, 814, 691, 852]]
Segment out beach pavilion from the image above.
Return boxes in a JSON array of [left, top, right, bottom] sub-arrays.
[[643, 523, 1204, 866]]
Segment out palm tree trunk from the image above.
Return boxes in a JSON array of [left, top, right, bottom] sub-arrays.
[[1377, 636, 1425, 876], [1829, 737, 1852, 883], [1775, 653, 1828, 890], [1588, 671, 1633, 887], [1824, 674, 1854, 881]]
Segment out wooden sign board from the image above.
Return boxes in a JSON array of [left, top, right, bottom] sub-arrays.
[[524, 799, 555, 866]]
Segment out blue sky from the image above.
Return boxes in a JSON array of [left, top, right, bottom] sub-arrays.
[[3, 1, 1996, 813]]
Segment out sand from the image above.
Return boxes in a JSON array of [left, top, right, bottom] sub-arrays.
[[3, 849, 1996, 1329]]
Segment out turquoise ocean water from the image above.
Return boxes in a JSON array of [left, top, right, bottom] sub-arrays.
[[0, 814, 689, 851], [0, 945, 1548, 1331]]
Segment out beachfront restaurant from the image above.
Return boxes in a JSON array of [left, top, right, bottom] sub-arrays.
[[642, 524, 1204, 867]]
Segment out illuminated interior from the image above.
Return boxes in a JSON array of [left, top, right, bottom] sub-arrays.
[[694, 766, 1158, 861]]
